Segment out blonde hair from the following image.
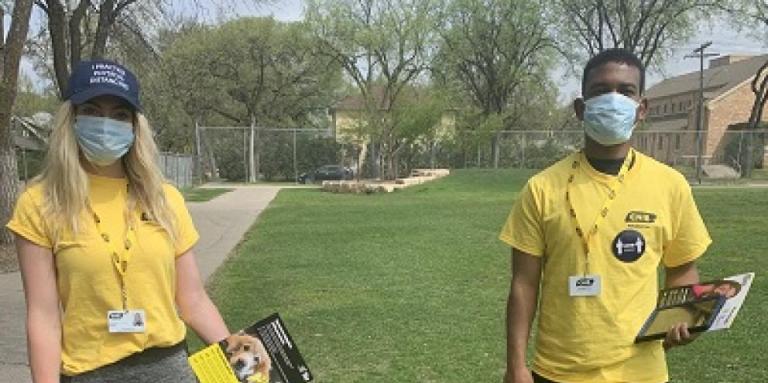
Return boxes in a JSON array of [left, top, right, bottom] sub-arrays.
[[36, 101, 177, 242]]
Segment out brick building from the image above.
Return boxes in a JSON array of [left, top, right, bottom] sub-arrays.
[[639, 54, 768, 168]]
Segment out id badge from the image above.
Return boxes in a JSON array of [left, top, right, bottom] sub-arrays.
[[568, 275, 602, 297], [107, 310, 146, 333]]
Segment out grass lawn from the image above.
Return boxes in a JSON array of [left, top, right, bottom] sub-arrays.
[[181, 187, 233, 202], [200, 169, 767, 382]]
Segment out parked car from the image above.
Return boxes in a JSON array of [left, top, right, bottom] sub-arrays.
[[298, 165, 353, 184]]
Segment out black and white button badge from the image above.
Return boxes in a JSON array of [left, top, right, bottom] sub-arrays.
[[611, 229, 646, 262]]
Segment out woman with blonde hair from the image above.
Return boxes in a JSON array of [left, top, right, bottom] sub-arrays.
[[7, 60, 233, 382]]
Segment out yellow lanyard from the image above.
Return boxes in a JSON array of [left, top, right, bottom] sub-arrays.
[[89, 204, 136, 311], [565, 149, 634, 274]]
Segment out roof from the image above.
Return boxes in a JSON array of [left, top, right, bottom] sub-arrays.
[[646, 54, 768, 100], [12, 116, 49, 151]]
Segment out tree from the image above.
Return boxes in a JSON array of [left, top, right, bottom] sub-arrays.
[[160, 17, 342, 181], [27, 1, 270, 98], [306, 0, 442, 179], [549, 0, 715, 69], [720, 0, 768, 176], [0, 0, 35, 243], [437, 0, 554, 168], [29, 0, 150, 96], [389, 88, 450, 173]]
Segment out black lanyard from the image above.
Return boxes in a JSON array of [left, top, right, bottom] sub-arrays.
[[565, 149, 635, 274]]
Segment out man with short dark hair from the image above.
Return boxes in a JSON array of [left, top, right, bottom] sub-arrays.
[[500, 48, 711, 383]]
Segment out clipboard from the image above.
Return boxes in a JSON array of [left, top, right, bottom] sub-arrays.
[[635, 295, 726, 343]]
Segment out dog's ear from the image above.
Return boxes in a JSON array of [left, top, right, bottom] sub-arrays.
[[224, 342, 236, 356], [224, 334, 244, 353]]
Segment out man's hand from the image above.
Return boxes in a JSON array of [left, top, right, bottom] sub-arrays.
[[504, 367, 534, 383], [663, 322, 698, 350]]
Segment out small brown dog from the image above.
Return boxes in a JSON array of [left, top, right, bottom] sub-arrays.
[[224, 332, 272, 383]]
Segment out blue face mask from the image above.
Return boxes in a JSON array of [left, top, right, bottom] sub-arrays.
[[74, 116, 135, 166], [583, 92, 640, 145]]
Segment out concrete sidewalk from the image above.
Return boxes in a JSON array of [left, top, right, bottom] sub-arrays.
[[0, 186, 283, 382]]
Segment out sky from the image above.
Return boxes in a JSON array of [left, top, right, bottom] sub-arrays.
[[4, 0, 766, 103]]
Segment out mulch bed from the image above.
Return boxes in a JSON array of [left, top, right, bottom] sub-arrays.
[[0, 243, 18, 273]]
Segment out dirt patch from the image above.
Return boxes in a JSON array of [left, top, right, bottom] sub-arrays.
[[0, 243, 19, 273]]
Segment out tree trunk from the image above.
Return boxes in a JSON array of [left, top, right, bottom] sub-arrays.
[[0, 145, 19, 244], [46, 0, 70, 97], [1, 0, 34, 244], [430, 141, 436, 169], [369, 139, 380, 179], [69, 0, 90, 69], [356, 143, 366, 181], [392, 150, 400, 179], [385, 147, 396, 180], [92, 0, 116, 59], [1, 6, 4, 79]]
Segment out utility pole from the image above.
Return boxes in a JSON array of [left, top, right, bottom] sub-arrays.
[[685, 42, 718, 184]]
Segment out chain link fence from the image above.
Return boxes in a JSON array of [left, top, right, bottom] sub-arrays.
[[197, 126, 341, 183], [460, 129, 767, 180], [193, 126, 767, 183], [159, 152, 195, 188]]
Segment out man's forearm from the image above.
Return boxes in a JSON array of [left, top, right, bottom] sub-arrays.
[[506, 249, 542, 373], [665, 261, 699, 288], [507, 279, 538, 369]]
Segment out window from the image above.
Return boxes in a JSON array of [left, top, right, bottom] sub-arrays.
[[675, 134, 681, 150], [658, 136, 664, 150], [663, 104, 667, 114], [679, 101, 684, 111]]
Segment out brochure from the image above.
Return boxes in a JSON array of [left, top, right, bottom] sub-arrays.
[[635, 272, 755, 343], [188, 313, 313, 383]]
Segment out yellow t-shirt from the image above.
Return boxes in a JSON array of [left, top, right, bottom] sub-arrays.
[[6, 174, 199, 376], [499, 150, 711, 383]]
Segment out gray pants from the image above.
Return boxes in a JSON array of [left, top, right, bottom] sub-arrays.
[[61, 342, 197, 383]]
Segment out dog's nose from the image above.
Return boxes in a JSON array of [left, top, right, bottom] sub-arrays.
[[234, 359, 245, 370]]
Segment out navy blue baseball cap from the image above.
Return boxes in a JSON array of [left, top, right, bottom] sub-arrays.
[[63, 59, 141, 110]]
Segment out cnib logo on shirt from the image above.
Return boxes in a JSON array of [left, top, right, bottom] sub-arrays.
[[576, 278, 595, 287], [625, 211, 657, 223]]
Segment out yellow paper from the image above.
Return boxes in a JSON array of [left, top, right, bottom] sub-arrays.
[[188, 343, 240, 383]]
